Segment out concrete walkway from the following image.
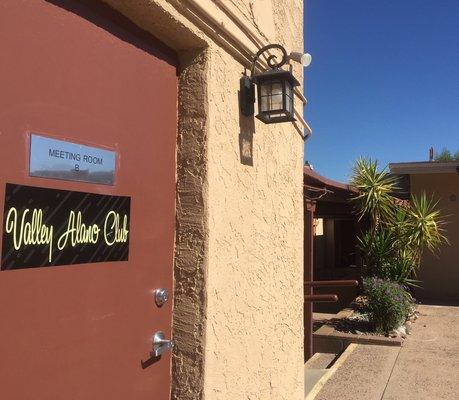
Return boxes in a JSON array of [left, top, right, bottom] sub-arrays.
[[312, 305, 459, 400]]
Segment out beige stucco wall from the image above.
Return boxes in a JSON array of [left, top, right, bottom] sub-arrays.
[[102, 1, 305, 399], [204, 44, 304, 399], [411, 173, 459, 301]]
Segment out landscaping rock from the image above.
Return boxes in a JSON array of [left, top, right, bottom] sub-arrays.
[[405, 321, 412, 334], [388, 325, 408, 339]]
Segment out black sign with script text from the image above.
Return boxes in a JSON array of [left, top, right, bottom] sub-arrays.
[[1, 183, 130, 270]]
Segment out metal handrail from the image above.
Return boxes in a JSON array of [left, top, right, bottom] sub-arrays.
[[305, 280, 359, 288], [304, 294, 338, 303]]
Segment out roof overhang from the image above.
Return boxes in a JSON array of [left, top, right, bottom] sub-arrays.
[[303, 166, 357, 194], [389, 161, 459, 175]]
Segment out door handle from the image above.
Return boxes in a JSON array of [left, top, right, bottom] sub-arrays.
[[151, 331, 174, 357]]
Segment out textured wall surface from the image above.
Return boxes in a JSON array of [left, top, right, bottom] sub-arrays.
[[172, 48, 210, 400], [204, 1, 304, 398], [102, 1, 305, 399], [411, 174, 459, 301], [204, 48, 304, 400]]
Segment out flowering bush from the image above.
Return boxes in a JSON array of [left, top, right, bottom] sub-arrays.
[[363, 277, 413, 333]]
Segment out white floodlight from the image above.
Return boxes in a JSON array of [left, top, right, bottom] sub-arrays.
[[289, 52, 312, 67]]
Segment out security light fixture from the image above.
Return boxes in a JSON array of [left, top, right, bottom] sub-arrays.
[[289, 51, 312, 67], [240, 44, 301, 124]]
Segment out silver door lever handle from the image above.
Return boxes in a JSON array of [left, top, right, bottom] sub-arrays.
[[151, 331, 174, 357]]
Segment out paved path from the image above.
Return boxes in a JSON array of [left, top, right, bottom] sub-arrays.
[[314, 304, 459, 400]]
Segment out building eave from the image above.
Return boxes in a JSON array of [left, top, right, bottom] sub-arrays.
[[389, 161, 459, 175], [303, 166, 357, 193]]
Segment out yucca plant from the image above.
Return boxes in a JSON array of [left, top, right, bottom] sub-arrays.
[[351, 158, 398, 231], [389, 203, 411, 240], [352, 158, 399, 275], [351, 158, 448, 288], [357, 229, 396, 274], [406, 193, 448, 267], [379, 253, 422, 288]]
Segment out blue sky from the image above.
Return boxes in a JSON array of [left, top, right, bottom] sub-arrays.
[[303, 0, 459, 182]]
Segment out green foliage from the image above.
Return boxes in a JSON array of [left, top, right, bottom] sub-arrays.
[[363, 277, 414, 333], [378, 253, 421, 288], [358, 228, 421, 287], [434, 147, 459, 161], [351, 158, 448, 288], [352, 158, 448, 333], [408, 194, 448, 256], [357, 229, 395, 272], [435, 148, 453, 161], [351, 158, 398, 225]]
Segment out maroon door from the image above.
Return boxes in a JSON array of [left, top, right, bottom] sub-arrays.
[[0, 1, 177, 399]]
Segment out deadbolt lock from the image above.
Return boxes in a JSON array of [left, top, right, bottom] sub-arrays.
[[154, 288, 169, 307]]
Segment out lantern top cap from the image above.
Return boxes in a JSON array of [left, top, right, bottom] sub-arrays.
[[252, 68, 301, 87]]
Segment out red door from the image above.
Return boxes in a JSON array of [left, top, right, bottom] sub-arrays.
[[0, 1, 177, 399]]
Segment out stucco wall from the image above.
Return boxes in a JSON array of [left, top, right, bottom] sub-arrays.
[[204, 2, 304, 398], [102, 1, 305, 398], [204, 41, 304, 400], [411, 173, 459, 301]]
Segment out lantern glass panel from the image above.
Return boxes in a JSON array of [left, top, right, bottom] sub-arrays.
[[285, 81, 293, 114], [271, 81, 283, 111], [260, 82, 270, 112], [261, 83, 269, 96], [286, 97, 293, 114], [272, 82, 283, 95], [259, 80, 285, 112], [271, 94, 283, 111], [260, 93, 269, 112]]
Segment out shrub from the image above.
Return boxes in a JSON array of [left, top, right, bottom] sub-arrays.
[[351, 158, 448, 288], [363, 277, 413, 333]]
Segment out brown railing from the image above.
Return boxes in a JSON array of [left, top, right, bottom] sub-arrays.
[[304, 280, 359, 360], [304, 294, 338, 302]]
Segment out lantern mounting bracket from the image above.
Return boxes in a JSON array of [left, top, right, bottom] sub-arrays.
[[249, 44, 288, 77], [240, 43, 299, 124]]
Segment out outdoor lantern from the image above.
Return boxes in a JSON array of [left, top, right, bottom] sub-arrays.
[[253, 68, 300, 124], [240, 44, 301, 124]]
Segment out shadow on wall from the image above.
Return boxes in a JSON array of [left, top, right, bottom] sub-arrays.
[[238, 89, 255, 166], [45, 0, 178, 66]]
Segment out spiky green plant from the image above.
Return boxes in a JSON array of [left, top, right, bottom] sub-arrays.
[[357, 229, 395, 274], [351, 158, 398, 230], [379, 252, 422, 288], [406, 193, 448, 265], [351, 158, 448, 288]]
